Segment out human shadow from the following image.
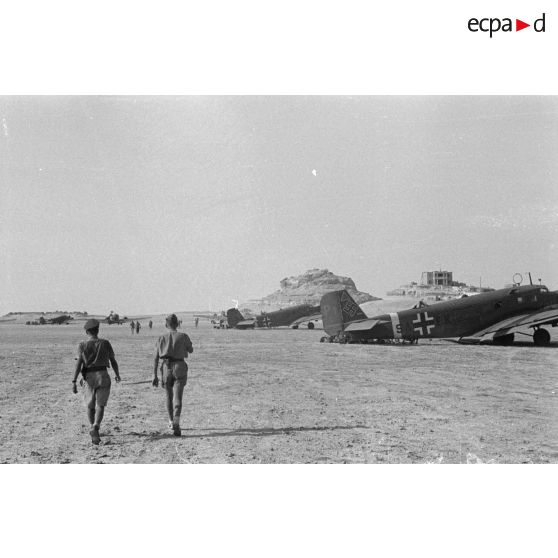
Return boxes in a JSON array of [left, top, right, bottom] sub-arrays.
[[129, 424, 370, 441], [126, 431, 178, 441]]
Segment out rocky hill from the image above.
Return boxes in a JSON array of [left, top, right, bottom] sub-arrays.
[[243, 269, 380, 310]]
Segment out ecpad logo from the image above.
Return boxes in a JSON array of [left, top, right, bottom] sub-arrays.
[[468, 13, 546, 37]]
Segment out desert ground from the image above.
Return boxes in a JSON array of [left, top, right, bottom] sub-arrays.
[[1, 317, 557, 464]]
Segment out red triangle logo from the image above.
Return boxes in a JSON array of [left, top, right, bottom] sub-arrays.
[[516, 19, 530, 31]]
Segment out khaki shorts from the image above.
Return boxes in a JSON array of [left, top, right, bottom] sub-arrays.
[[161, 360, 188, 386], [83, 370, 111, 408]]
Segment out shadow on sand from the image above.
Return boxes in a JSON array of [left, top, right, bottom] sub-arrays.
[[128, 424, 370, 441], [441, 339, 558, 349]]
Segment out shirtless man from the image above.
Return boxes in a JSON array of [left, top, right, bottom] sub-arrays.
[[72, 319, 121, 444], [152, 314, 193, 436]]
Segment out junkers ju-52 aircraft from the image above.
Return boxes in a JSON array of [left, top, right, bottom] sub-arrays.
[[101, 311, 152, 325], [27, 314, 74, 325], [102, 311, 131, 325], [73, 311, 150, 326], [320, 275, 558, 346], [227, 303, 322, 330]]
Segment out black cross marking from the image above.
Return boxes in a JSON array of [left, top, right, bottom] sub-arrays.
[[412, 312, 435, 336]]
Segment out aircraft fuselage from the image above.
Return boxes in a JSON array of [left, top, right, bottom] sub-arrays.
[[229, 303, 321, 329], [255, 304, 320, 328], [344, 285, 558, 342]]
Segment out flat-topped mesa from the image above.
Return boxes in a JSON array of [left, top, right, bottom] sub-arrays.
[[244, 269, 380, 310]]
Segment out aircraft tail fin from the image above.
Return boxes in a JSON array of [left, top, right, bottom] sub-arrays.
[[320, 290, 368, 336], [226, 308, 245, 328]]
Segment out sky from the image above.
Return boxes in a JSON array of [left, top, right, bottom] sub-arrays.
[[1, 95, 557, 315]]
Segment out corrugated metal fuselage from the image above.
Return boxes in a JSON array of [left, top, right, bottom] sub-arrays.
[[255, 304, 320, 328], [348, 285, 558, 341]]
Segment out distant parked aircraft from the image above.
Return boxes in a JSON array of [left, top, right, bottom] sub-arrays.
[[227, 304, 321, 330], [102, 311, 128, 325], [72, 311, 151, 326], [101, 311, 153, 325], [194, 312, 229, 328], [39, 314, 74, 325]]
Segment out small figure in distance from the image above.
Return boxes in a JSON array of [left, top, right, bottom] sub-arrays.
[[194, 317, 199, 328], [149, 320, 153, 329], [130, 320, 135, 334], [136, 321, 141, 334], [72, 319, 121, 445], [152, 314, 193, 436]]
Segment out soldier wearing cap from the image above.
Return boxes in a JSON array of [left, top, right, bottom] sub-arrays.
[[72, 318, 121, 445], [152, 313, 193, 436]]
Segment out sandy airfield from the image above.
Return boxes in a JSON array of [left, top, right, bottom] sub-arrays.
[[1, 317, 557, 464]]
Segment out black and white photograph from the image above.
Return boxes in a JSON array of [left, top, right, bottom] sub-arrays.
[[1, 2, 556, 556], [2, 95, 556, 464]]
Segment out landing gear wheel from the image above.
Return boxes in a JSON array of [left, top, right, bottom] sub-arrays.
[[533, 328, 551, 347], [307, 322, 315, 330]]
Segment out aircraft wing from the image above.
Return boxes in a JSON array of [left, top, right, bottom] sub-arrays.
[[108, 315, 153, 324], [289, 313, 322, 327], [73, 314, 152, 323], [344, 318, 386, 332], [459, 307, 558, 343]]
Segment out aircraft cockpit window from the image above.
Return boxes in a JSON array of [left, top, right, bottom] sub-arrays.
[[540, 287, 548, 293], [517, 297, 524, 303], [495, 302, 502, 309]]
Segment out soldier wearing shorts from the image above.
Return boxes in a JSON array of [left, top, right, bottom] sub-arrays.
[[72, 319, 121, 444], [152, 314, 193, 436]]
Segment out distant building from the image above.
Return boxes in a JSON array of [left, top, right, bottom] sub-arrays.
[[387, 270, 494, 300], [421, 270, 453, 287]]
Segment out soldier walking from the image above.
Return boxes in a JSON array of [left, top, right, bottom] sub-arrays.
[[72, 319, 121, 445], [152, 314, 193, 436]]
